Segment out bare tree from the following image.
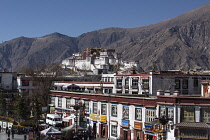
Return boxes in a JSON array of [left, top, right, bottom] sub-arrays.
[[18, 63, 63, 124]]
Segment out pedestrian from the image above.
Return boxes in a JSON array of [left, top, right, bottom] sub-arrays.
[[11, 128, 14, 139], [84, 131, 87, 140], [88, 131, 92, 140], [24, 134, 27, 140], [8, 128, 10, 138], [0, 125, 1, 132], [6, 126, 8, 134]]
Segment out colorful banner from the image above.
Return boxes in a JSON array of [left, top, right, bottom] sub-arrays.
[[121, 120, 129, 127], [134, 121, 142, 130], [144, 123, 153, 131], [90, 114, 100, 120], [100, 116, 107, 122]]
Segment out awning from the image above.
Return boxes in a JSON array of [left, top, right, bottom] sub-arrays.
[[63, 115, 75, 122], [144, 132, 156, 136], [175, 122, 210, 128]]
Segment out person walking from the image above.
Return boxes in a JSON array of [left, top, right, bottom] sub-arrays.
[[7, 128, 11, 138], [11, 128, 14, 139], [6, 126, 8, 134], [0, 125, 1, 132]]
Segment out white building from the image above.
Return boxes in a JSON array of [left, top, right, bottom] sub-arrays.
[[62, 48, 123, 74], [49, 69, 210, 139], [17, 74, 34, 96], [0, 72, 17, 91]]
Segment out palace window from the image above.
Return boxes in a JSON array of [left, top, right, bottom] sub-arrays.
[[111, 125, 117, 137], [116, 78, 122, 87], [125, 78, 129, 88], [122, 105, 129, 119], [58, 97, 62, 107], [193, 77, 198, 87], [50, 96, 55, 106], [181, 107, 194, 122], [101, 103, 107, 115], [75, 99, 80, 105], [93, 102, 98, 114], [142, 79, 149, 89], [182, 79, 188, 89], [22, 80, 30, 86], [132, 78, 138, 86], [135, 107, 142, 121], [175, 79, 181, 89], [111, 104, 117, 117], [201, 108, 210, 123], [84, 101, 90, 113], [132, 91, 138, 95], [145, 108, 156, 123], [66, 98, 71, 109], [159, 106, 174, 119]]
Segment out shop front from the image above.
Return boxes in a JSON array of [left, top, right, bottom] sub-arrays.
[[133, 121, 144, 140], [99, 115, 108, 138], [144, 122, 157, 140], [120, 120, 131, 140], [175, 122, 210, 140], [63, 114, 75, 127], [89, 114, 100, 138]]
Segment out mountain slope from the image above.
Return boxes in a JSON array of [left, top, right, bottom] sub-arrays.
[[0, 33, 78, 71], [77, 2, 210, 70], [1, 3, 210, 71]]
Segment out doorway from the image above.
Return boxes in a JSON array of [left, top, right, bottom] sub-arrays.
[[101, 124, 106, 138], [93, 123, 97, 137], [136, 130, 140, 140], [123, 130, 128, 140]]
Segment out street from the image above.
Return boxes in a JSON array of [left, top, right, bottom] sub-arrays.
[[0, 131, 26, 140], [0, 131, 108, 140]]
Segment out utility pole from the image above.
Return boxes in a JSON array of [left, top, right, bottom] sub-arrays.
[[72, 103, 81, 139]]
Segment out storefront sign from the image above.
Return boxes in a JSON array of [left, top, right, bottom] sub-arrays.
[[154, 129, 163, 133], [42, 107, 47, 112], [100, 116, 107, 122], [121, 120, 129, 127], [8, 122, 13, 128], [50, 106, 55, 111], [144, 123, 153, 131], [90, 114, 100, 120], [134, 121, 142, 130], [3, 122, 7, 128]]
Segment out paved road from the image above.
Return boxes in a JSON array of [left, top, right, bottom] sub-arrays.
[[0, 131, 26, 140], [0, 131, 108, 140]]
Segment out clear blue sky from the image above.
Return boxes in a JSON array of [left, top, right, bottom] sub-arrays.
[[1, 0, 210, 42]]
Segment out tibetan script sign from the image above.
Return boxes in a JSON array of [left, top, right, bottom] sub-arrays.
[[134, 121, 142, 130]]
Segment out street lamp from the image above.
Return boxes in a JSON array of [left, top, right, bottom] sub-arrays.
[[152, 115, 173, 140], [71, 103, 82, 139]]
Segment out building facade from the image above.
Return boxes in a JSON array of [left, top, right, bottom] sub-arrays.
[[48, 70, 210, 140], [62, 48, 123, 74]]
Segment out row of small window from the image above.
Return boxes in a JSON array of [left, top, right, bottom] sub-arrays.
[[116, 78, 149, 89], [174, 78, 199, 89], [51, 97, 79, 108], [51, 97, 158, 122], [21, 80, 40, 86], [85, 102, 154, 122], [181, 108, 210, 123], [101, 77, 114, 83]]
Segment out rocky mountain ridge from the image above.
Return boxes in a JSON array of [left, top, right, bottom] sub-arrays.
[[1, 2, 210, 71]]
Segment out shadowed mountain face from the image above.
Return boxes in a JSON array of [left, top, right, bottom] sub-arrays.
[[1, 2, 210, 71]]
